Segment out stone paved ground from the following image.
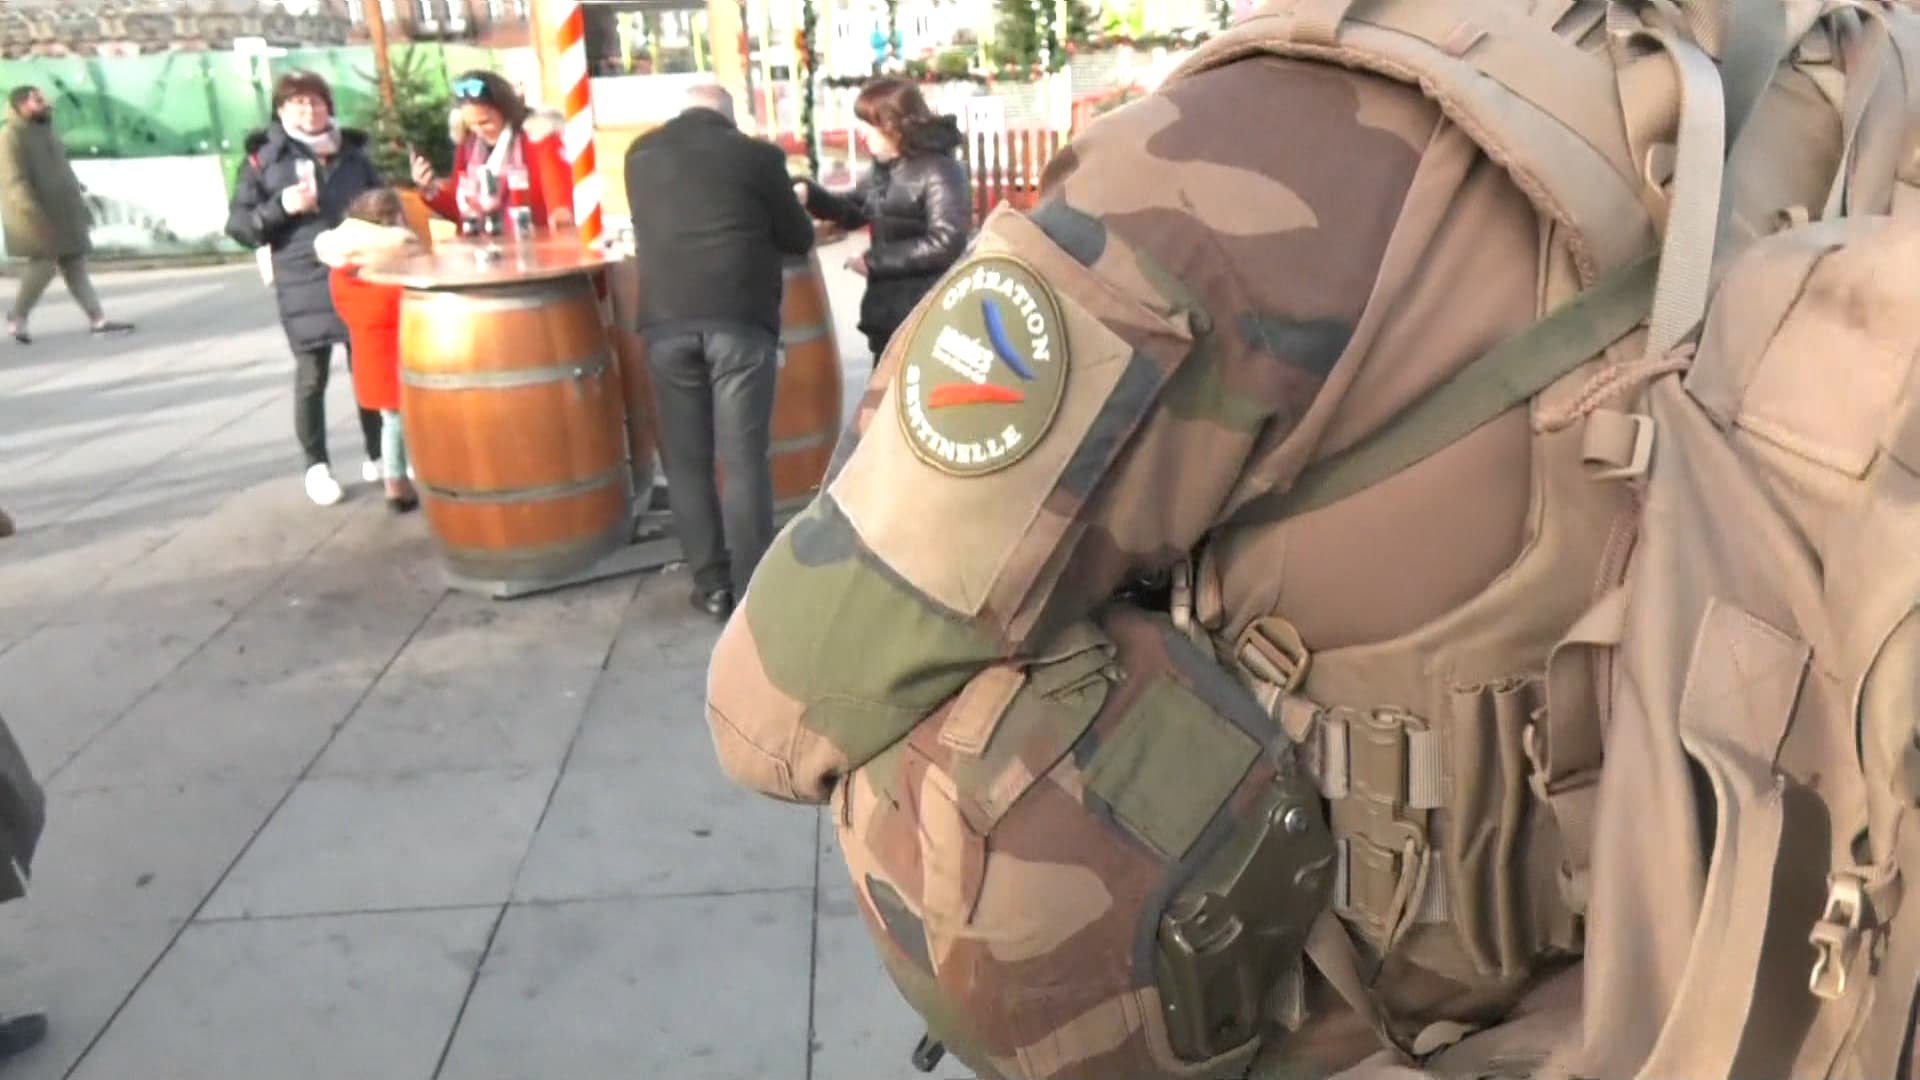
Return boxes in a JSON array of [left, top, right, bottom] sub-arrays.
[[0, 237, 959, 1080]]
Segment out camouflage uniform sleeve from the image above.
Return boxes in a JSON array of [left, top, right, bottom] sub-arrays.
[[707, 57, 1438, 803]]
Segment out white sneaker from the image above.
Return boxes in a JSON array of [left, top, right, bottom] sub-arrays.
[[362, 460, 381, 484], [305, 463, 343, 506]]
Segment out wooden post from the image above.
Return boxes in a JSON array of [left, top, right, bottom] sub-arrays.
[[527, 0, 567, 112], [705, 0, 752, 120], [367, 0, 396, 109]]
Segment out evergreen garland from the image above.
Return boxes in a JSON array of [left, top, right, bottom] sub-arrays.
[[799, 0, 818, 178], [886, 0, 900, 66], [1033, 0, 1053, 74]]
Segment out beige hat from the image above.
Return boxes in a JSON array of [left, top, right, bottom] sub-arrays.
[[313, 218, 421, 270]]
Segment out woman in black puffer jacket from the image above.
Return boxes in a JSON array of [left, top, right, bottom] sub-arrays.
[[798, 76, 969, 362], [226, 71, 385, 507]]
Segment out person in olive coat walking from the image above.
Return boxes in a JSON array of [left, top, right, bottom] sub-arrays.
[[225, 71, 385, 507], [795, 75, 969, 361], [0, 85, 133, 343]]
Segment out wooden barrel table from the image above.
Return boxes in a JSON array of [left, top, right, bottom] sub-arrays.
[[365, 238, 634, 587], [604, 249, 843, 515]]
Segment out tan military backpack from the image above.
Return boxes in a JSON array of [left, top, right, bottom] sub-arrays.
[[1154, 0, 1920, 1071], [1519, 193, 1920, 1080]]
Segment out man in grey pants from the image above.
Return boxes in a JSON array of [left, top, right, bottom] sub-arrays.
[[0, 86, 132, 343], [624, 83, 816, 619]]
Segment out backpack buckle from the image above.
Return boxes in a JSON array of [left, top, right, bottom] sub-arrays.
[[1809, 873, 1869, 1000], [1236, 617, 1311, 696], [1583, 409, 1655, 481]]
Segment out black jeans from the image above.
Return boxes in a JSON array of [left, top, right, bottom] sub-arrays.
[[645, 323, 780, 596], [293, 343, 382, 469]]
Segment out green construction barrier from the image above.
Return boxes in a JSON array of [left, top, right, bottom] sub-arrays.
[[0, 43, 499, 259], [0, 43, 497, 193]]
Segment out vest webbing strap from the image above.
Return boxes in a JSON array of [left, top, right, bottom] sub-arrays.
[[1223, 252, 1659, 530]]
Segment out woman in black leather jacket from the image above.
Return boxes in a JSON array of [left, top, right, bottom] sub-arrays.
[[797, 76, 970, 361]]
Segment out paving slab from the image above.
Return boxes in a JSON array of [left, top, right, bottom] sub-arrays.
[[11, 371, 286, 528], [436, 891, 812, 1080], [0, 271, 269, 412], [511, 713, 815, 901], [1, 281, 294, 527], [56, 469, 363, 625], [567, 640, 710, 769], [25, 778, 288, 928], [0, 610, 231, 776], [1, 345, 382, 635], [601, 566, 726, 675], [201, 767, 557, 920], [49, 509, 444, 791], [50, 383, 286, 533], [0, 916, 184, 1080], [64, 907, 498, 1080], [311, 578, 637, 778], [0, 521, 189, 638], [0, 468, 348, 639]]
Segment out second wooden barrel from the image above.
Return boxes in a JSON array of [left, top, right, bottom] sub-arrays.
[[766, 250, 844, 512], [606, 249, 843, 513], [601, 257, 660, 508], [399, 274, 633, 584]]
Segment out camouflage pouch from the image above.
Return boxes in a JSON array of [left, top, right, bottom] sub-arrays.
[[834, 605, 1334, 1080]]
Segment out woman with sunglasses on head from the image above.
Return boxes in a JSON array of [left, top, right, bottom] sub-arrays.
[[411, 71, 575, 235]]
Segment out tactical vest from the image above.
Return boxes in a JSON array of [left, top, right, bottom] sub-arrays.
[[1160, 0, 1920, 1054]]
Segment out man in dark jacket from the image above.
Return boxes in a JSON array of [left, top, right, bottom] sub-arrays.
[[624, 82, 815, 618], [1, 85, 133, 343], [225, 71, 384, 506]]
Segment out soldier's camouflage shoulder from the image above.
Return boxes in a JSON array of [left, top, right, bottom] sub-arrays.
[[705, 54, 1440, 803]]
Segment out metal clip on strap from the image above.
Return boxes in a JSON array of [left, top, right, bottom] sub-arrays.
[[1810, 865, 1902, 1001]]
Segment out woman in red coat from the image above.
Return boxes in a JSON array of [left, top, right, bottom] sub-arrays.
[[410, 70, 574, 236], [313, 189, 422, 512]]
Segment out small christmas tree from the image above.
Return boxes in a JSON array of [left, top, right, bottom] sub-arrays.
[[362, 44, 455, 184]]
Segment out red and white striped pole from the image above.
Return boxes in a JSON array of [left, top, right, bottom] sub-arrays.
[[552, 0, 603, 246]]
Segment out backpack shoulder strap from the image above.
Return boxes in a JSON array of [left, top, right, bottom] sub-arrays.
[[1168, 0, 1659, 282], [1221, 251, 1658, 528]]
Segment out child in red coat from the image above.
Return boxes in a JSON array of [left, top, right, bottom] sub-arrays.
[[314, 189, 422, 513]]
